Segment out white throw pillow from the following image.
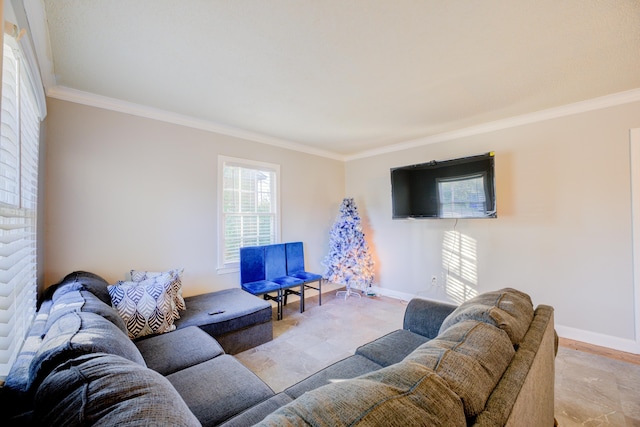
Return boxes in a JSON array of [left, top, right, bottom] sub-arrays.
[[130, 268, 186, 316], [108, 275, 176, 339]]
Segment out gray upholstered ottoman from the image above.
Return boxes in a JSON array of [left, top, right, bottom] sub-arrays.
[[173, 288, 273, 354]]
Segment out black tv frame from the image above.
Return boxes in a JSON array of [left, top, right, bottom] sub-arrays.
[[390, 152, 496, 219]]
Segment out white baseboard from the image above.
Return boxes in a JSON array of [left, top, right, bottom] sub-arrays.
[[372, 286, 640, 355], [369, 286, 455, 306], [368, 287, 413, 302], [555, 324, 640, 355]]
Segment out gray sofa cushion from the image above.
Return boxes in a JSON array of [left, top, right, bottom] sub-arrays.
[[355, 329, 430, 367], [45, 289, 127, 336], [2, 300, 53, 415], [438, 288, 534, 346], [167, 354, 274, 427], [174, 288, 272, 337], [285, 354, 383, 399], [405, 319, 515, 417], [50, 281, 83, 302], [403, 298, 458, 338], [34, 353, 201, 426], [214, 319, 273, 355], [51, 271, 113, 306], [135, 326, 224, 375], [257, 361, 466, 427], [29, 311, 145, 390], [219, 393, 293, 427]]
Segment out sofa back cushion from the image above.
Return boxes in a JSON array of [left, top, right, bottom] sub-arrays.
[[50, 271, 113, 306], [405, 319, 515, 418], [438, 288, 534, 346], [45, 290, 127, 336], [35, 353, 201, 426], [257, 361, 466, 426], [29, 311, 145, 390], [2, 300, 53, 417]]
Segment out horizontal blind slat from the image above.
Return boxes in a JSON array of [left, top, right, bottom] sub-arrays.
[[0, 39, 41, 377]]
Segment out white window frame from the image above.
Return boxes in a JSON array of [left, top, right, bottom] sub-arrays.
[[217, 156, 280, 274]]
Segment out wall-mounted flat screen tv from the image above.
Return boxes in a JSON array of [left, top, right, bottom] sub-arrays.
[[391, 152, 496, 219]]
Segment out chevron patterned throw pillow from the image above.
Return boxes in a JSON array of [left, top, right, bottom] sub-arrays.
[[108, 275, 176, 339], [130, 268, 186, 317]]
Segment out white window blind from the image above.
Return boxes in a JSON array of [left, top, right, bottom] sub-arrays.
[[0, 37, 41, 377], [437, 173, 487, 218], [218, 157, 280, 271]]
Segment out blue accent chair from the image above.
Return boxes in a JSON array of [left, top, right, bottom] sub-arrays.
[[285, 242, 323, 309], [265, 244, 305, 312], [240, 246, 284, 320]]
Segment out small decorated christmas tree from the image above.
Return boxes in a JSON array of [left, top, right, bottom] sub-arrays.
[[323, 198, 374, 297]]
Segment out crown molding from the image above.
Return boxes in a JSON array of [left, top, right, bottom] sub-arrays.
[[46, 85, 640, 164], [46, 86, 346, 162], [25, 1, 343, 161], [23, 1, 640, 163], [345, 88, 640, 161]]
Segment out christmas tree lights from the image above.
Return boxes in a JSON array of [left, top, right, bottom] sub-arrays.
[[323, 198, 374, 298]]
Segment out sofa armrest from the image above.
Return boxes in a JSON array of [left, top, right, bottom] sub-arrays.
[[403, 298, 458, 339]]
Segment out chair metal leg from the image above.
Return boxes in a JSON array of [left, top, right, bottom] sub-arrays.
[[283, 286, 305, 313], [262, 291, 284, 321], [301, 279, 322, 307]]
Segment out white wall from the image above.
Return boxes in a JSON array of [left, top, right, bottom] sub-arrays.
[[43, 98, 345, 296], [346, 101, 640, 351], [44, 95, 640, 352]]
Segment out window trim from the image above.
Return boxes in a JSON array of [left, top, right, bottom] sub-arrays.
[[216, 156, 281, 274]]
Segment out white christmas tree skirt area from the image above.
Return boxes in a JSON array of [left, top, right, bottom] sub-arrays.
[[336, 285, 362, 300]]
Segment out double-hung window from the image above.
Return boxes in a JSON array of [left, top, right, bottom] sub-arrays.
[[0, 33, 44, 377], [218, 156, 280, 272]]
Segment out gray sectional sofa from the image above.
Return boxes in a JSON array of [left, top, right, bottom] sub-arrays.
[[1, 271, 556, 426]]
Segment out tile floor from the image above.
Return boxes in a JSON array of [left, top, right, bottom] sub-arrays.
[[555, 347, 640, 426], [236, 288, 640, 426]]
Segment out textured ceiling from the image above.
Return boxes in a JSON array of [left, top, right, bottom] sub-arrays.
[[39, 0, 640, 156]]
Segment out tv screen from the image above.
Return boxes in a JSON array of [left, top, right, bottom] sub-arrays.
[[391, 152, 496, 219]]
